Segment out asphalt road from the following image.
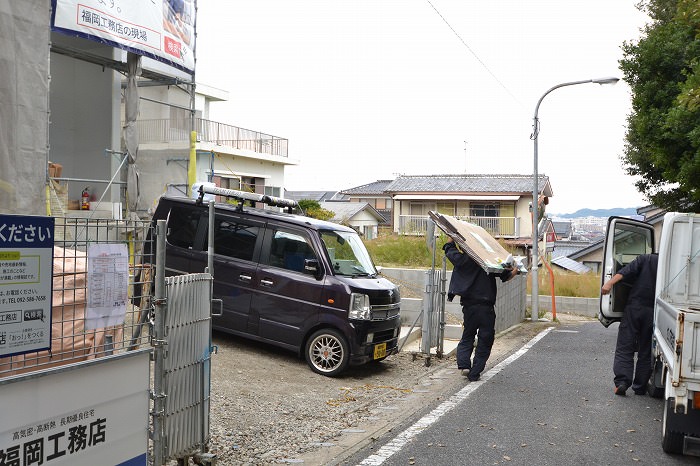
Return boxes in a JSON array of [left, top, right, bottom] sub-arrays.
[[343, 320, 700, 466]]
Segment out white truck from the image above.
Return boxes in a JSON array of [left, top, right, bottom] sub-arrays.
[[599, 212, 700, 456]]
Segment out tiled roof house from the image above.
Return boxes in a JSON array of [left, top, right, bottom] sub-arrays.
[[382, 174, 554, 250], [339, 180, 394, 226], [319, 201, 386, 239]]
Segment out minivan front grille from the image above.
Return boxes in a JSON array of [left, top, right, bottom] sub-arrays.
[[370, 303, 400, 321]]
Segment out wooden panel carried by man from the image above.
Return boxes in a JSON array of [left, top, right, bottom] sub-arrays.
[[428, 211, 527, 274]]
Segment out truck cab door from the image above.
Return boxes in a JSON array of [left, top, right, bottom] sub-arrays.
[[599, 216, 655, 327]]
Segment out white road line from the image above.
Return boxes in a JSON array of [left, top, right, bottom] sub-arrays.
[[357, 326, 555, 465]]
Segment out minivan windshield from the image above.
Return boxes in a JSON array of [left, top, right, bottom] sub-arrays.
[[320, 230, 377, 277]]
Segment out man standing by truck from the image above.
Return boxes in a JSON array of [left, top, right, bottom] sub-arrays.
[[601, 253, 659, 396]]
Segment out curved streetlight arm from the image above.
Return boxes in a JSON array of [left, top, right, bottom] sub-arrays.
[[534, 79, 596, 123], [530, 76, 619, 322], [533, 77, 619, 123]]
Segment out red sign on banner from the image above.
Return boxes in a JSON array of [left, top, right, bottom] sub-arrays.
[[164, 36, 182, 59]]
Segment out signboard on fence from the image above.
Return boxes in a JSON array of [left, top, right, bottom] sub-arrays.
[[0, 215, 54, 357], [0, 350, 150, 466]]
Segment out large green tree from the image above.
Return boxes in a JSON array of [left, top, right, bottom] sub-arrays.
[[620, 0, 700, 211]]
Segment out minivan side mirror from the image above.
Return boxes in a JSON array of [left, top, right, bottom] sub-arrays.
[[304, 259, 323, 279]]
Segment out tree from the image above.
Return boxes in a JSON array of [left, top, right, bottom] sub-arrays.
[[619, 0, 700, 211], [297, 199, 335, 221]]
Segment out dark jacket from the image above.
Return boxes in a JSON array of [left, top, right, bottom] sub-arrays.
[[443, 241, 510, 305], [618, 253, 658, 307]]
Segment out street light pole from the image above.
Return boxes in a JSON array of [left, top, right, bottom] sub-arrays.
[[530, 77, 619, 322]]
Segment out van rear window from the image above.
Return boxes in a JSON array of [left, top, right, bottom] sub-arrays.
[[206, 218, 260, 262], [166, 206, 200, 249]]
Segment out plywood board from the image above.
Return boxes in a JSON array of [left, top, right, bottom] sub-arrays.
[[429, 211, 527, 274]]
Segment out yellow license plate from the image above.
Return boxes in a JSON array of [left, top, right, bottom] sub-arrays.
[[373, 342, 387, 360]]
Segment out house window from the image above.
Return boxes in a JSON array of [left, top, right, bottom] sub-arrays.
[[456, 201, 469, 217], [375, 198, 385, 209], [409, 202, 435, 216], [264, 185, 281, 198], [436, 202, 454, 215], [470, 203, 499, 217], [240, 177, 256, 193], [216, 176, 241, 190]]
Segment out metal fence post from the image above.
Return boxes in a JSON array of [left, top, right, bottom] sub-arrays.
[[152, 219, 167, 466]]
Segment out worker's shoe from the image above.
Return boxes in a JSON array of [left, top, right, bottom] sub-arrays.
[[634, 388, 647, 396], [460, 368, 471, 377], [467, 373, 480, 382], [614, 383, 629, 396]]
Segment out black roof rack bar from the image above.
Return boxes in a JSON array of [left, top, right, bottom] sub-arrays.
[[198, 185, 299, 210]]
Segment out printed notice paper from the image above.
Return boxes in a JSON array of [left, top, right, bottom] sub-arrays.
[[87, 243, 129, 330]]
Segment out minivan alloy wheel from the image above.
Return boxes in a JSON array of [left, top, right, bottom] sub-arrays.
[[305, 329, 349, 376]]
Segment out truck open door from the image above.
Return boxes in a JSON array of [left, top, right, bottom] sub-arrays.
[[599, 216, 655, 327]]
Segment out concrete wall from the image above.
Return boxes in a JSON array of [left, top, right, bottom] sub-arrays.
[[529, 295, 598, 318]]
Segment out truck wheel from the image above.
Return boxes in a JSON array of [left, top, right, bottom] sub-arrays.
[[647, 357, 665, 399], [305, 329, 349, 377], [662, 398, 685, 454]]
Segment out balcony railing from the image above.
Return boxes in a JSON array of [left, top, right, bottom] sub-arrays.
[[135, 118, 288, 157], [398, 215, 520, 238]]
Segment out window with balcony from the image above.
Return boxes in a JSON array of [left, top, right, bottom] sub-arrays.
[[409, 202, 435, 216], [470, 203, 499, 217]]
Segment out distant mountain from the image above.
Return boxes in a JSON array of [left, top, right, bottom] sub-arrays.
[[552, 207, 639, 219]]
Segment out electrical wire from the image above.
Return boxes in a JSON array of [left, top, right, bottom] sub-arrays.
[[424, 0, 525, 110]]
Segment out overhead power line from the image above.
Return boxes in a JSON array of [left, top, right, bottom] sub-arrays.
[[425, 0, 525, 110]]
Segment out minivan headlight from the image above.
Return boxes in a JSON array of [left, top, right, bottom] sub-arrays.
[[349, 293, 371, 320]]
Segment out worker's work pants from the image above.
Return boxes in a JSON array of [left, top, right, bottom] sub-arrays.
[[613, 303, 653, 392], [457, 303, 496, 379]]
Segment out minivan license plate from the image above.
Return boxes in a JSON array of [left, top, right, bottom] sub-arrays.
[[373, 342, 386, 360]]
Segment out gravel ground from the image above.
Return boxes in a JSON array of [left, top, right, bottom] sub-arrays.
[[206, 331, 441, 465], [195, 313, 592, 465]]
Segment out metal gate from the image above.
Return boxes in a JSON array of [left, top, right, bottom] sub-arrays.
[[152, 272, 213, 465]]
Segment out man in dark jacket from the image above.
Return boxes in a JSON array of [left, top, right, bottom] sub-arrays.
[[443, 238, 517, 382], [601, 253, 658, 396]]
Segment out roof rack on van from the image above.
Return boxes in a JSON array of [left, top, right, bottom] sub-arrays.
[[197, 185, 300, 213]]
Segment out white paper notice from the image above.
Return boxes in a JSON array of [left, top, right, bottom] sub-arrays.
[[87, 243, 129, 330]]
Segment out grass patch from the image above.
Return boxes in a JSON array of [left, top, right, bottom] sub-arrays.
[[364, 235, 433, 268], [531, 270, 601, 298]]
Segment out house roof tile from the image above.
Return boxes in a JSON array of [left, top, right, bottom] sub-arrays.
[[340, 180, 394, 195], [384, 174, 551, 195]]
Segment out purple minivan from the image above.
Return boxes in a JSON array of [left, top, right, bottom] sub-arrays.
[[151, 189, 401, 376]]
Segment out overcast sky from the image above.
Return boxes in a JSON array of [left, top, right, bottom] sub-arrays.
[[195, 1, 651, 215]]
